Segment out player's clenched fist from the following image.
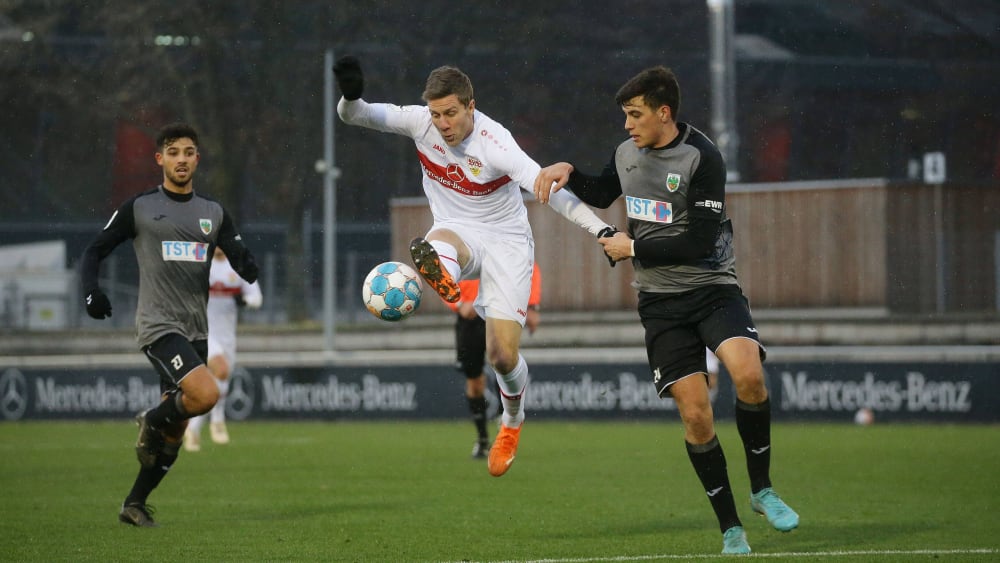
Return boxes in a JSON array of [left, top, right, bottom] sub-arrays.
[[85, 288, 113, 319], [333, 55, 364, 100]]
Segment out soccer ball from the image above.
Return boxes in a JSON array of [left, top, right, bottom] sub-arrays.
[[854, 407, 875, 426], [362, 261, 423, 321]]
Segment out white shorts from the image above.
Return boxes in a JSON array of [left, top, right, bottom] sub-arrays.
[[208, 333, 237, 368], [706, 349, 719, 374], [430, 222, 534, 326]]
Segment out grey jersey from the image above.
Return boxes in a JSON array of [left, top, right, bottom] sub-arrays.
[[615, 124, 738, 293], [81, 186, 258, 348]]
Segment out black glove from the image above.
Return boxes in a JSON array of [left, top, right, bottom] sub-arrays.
[[234, 294, 247, 308], [333, 55, 364, 101], [85, 289, 112, 319], [597, 225, 620, 267]]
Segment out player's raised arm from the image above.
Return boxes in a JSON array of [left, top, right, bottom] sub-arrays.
[[333, 55, 365, 101]]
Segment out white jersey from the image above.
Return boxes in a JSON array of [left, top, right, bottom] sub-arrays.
[[339, 99, 539, 237], [339, 96, 610, 324], [207, 256, 262, 365]]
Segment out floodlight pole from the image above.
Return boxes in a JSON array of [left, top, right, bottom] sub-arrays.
[[708, 0, 740, 182], [322, 48, 340, 354]]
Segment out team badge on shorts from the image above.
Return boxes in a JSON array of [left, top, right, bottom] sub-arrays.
[[199, 218, 213, 235]]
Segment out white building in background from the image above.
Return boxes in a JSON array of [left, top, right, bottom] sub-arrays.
[[0, 240, 73, 330]]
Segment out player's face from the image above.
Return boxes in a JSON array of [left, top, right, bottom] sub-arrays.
[[427, 95, 475, 147], [155, 137, 200, 190], [621, 96, 672, 149]]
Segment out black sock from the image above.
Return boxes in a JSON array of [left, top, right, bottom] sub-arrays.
[[145, 392, 189, 430], [468, 396, 488, 441], [687, 436, 741, 533], [124, 442, 180, 507], [736, 398, 772, 493]]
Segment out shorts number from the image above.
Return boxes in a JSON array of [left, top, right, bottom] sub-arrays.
[[171, 355, 184, 371]]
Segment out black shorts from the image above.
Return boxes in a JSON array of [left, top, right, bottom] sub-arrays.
[[638, 284, 766, 397], [454, 314, 486, 379], [142, 333, 208, 393]]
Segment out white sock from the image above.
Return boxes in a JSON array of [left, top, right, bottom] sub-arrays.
[[188, 414, 205, 433], [210, 378, 229, 424], [496, 355, 528, 428], [429, 240, 461, 282]]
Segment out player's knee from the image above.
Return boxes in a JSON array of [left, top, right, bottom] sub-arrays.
[[731, 368, 767, 402], [488, 351, 517, 375], [208, 356, 231, 380], [182, 372, 220, 415], [682, 413, 716, 444]]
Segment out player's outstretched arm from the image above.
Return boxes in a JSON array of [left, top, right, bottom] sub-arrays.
[[544, 184, 611, 237], [334, 57, 419, 138], [533, 162, 573, 204]]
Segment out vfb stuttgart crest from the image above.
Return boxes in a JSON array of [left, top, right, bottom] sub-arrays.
[[199, 218, 213, 235], [665, 173, 682, 192], [467, 156, 483, 177]]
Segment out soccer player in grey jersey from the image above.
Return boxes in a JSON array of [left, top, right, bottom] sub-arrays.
[[534, 67, 798, 555], [81, 122, 258, 528]]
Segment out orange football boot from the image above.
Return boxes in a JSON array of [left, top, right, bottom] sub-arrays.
[[409, 237, 460, 303], [488, 423, 522, 477]]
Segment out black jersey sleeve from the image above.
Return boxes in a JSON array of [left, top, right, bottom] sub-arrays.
[[216, 210, 259, 284], [564, 155, 622, 209], [80, 199, 137, 293], [632, 145, 726, 266]]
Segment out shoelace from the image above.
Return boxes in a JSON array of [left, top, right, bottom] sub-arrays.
[[758, 491, 790, 514]]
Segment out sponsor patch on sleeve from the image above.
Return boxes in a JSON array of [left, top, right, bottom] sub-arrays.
[[693, 199, 724, 213]]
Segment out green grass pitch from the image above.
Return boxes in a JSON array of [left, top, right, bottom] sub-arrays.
[[1, 420, 997, 562]]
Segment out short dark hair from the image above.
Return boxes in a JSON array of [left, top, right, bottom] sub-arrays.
[[615, 66, 681, 119], [421, 66, 474, 105], [156, 122, 199, 150]]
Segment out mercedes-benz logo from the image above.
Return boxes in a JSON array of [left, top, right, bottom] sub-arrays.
[[0, 368, 29, 421], [445, 163, 466, 182], [225, 366, 255, 421]]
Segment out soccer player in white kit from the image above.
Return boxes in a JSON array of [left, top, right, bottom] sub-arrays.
[[184, 247, 262, 451], [334, 56, 614, 477]]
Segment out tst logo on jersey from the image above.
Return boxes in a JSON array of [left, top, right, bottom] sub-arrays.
[[162, 241, 210, 262], [626, 195, 673, 223]]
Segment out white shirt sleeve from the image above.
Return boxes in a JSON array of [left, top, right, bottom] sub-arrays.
[[337, 98, 426, 138], [242, 281, 263, 309], [536, 186, 611, 236]]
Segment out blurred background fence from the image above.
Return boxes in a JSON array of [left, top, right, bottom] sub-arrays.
[[4, 177, 997, 331]]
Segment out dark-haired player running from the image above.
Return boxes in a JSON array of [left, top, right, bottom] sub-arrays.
[[81, 122, 258, 527]]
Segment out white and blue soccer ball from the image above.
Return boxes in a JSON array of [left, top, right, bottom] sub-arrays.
[[362, 261, 423, 321]]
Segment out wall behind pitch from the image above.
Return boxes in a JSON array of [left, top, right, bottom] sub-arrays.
[[1, 360, 996, 423]]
